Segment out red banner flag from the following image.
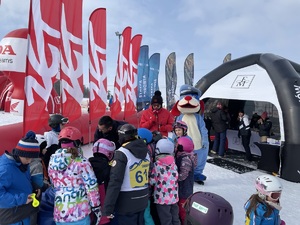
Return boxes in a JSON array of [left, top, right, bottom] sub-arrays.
[[88, 8, 107, 122], [60, 0, 83, 122], [124, 34, 142, 120], [24, 0, 62, 133], [110, 26, 132, 119]]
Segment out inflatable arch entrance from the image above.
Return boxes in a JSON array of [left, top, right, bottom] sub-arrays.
[[195, 53, 300, 183]]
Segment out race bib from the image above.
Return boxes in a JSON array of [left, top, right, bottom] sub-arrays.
[[129, 159, 150, 188]]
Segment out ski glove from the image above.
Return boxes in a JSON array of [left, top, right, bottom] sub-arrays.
[[91, 205, 101, 225]]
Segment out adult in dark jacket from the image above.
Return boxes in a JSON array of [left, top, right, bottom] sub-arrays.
[[94, 115, 127, 149], [238, 110, 252, 161], [257, 111, 272, 143], [102, 124, 150, 225], [210, 102, 229, 157]]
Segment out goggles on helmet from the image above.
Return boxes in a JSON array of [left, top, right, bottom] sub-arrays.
[[61, 117, 69, 125], [267, 191, 281, 201]]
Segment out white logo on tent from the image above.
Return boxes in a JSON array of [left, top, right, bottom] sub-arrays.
[[231, 75, 255, 89], [294, 85, 300, 102]]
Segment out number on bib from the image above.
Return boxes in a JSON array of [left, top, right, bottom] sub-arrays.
[[129, 159, 150, 188]]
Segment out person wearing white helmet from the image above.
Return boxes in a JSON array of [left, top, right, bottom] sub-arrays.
[[244, 174, 285, 225], [43, 114, 69, 170], [149, 138, 180, 225], [28, 134, 51, 194]]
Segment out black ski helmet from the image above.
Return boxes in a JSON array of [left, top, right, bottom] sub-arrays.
[[185, 192, 234, 225], [118, 124, 137, 145], [48, 114, 69, 128]]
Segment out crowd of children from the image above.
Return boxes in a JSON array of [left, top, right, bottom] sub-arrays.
[[0, 113, 285, 225]]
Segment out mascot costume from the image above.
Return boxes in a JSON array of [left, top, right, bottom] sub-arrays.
[[171, 84, 209, 184]]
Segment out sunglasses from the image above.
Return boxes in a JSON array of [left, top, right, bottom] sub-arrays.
[[268, 191, 281, 201]]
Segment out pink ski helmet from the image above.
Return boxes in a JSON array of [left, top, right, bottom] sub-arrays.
[[59, 126, 82, 147], [92, 138, 116, 160], [173, 121, 188, 135], [177, 136, 194, 153]]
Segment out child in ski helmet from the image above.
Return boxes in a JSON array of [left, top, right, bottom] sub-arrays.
[[175, 136, 197, 224], [173, 120, 189, 156], [30, 134, 50, 191], [43, 114, 69, 170], [89, 138, 116, 225], [102, 124, 150, 224], [48, 126, 101, 225], [137, 127, 157, 225], [244, 174, 285, 225], [173, 120, 188, 139], [150, 138, 180, 225]]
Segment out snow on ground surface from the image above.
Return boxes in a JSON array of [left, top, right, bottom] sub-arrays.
[[1, 112, 299, 225], [82, 143, 299, 225], [0, 111, 23, 125]]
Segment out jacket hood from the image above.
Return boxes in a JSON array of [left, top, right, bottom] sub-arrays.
[[49, 148, 72, 171], [122, 139, 148, 159], [0, 152, 18, 166], [156, 155, 175, 166]]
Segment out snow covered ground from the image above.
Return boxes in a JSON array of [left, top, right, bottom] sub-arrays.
[[0, 111, 23, 125], [82, 144, 299, 225], [1, 112, 299, 225]]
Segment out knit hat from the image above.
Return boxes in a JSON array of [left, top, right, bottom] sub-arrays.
[[261, 111, 268, 119], [151, 90, 163, 105], [14, 131, 40, 158]]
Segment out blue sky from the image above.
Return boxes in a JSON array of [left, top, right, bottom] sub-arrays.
[[1, 0, 300, 100]]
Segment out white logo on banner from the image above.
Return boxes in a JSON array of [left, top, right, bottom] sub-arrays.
[[88, 23, 106, 103], [25, 0, 60, 106], [60, 6, 83, 105], [294, 84, 300, 102], [126, 45, 137, 105], [231, 75, 255, 89]]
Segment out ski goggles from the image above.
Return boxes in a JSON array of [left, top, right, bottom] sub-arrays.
[[267, 191, 282, 201], [61, 117, 69, 125]]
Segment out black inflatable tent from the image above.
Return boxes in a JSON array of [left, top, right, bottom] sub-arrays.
[[195, 53, 300, 183]]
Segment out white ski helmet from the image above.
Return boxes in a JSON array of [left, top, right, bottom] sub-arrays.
[[255, 174, 283, 200], [155, 138, 174, 155], [35, 134, 46, 145], [35, 134, 47, 151]]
